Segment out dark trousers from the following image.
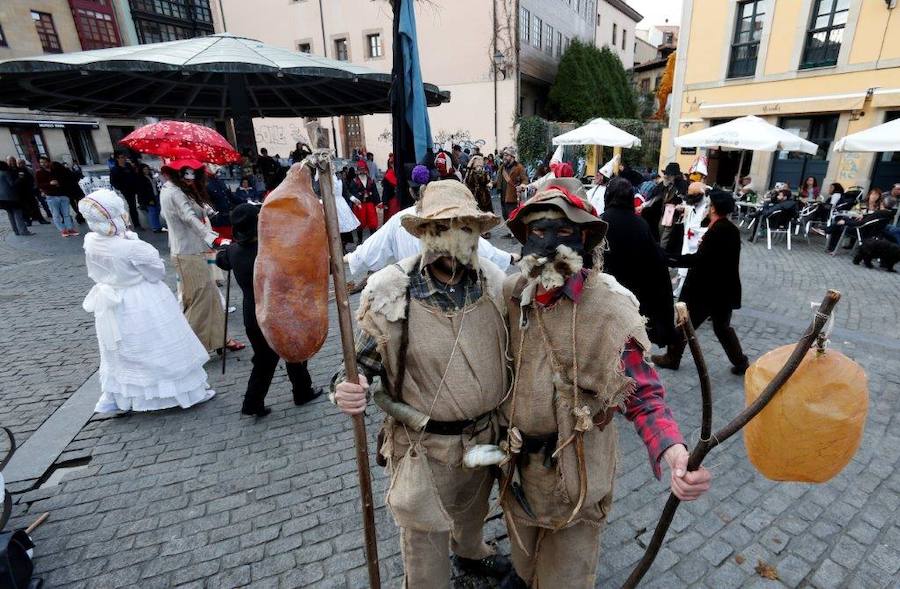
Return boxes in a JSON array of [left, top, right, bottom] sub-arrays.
[[122, 191, 143, 228], [825, 221, 852, 252], [668, 305, 748, 368], [501, 201, 517, 221], [244, 319, 313, 411], [69, 195, 85, 224]]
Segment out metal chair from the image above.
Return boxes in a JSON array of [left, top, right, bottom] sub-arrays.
[[766, 209, 797, 250]]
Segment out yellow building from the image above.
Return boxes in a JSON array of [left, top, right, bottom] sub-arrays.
[[663, 0, 900, 192]]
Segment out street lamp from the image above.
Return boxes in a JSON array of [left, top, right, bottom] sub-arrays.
[[493, 49, 505, 155]]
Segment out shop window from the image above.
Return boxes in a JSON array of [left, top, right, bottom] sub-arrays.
[[801, 0, 849, 69]]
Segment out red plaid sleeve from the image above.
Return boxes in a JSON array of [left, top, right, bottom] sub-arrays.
[[620, 339, 685, 479]]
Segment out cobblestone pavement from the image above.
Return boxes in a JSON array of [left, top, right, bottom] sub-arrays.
[[3, 214, 899, 588]]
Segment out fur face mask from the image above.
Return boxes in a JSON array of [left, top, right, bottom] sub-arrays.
[[419, 219, 480, 271], [518, 218, 586, 290]]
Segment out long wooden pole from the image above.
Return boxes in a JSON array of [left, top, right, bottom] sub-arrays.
[[315, 157, 381, 589], [623, 289, 841, 588]]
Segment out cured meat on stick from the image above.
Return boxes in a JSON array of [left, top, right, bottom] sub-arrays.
[[255, 163, 329, 362]]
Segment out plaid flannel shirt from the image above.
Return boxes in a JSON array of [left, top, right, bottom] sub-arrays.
[[535, 269, 685, 479], [344, 264, 483, 384]]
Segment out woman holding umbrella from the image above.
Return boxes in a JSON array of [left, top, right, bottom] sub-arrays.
[[159, 158, 244, 354]]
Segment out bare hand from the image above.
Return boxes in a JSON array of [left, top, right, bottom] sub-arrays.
[[662, 444, 711, 501], [335, 373, 368, 415]]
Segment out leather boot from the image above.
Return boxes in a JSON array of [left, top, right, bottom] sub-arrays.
[[718, 326, 749, 374], [651, 339, 686, 371]]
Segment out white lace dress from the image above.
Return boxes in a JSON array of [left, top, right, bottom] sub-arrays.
[[83, 233, 215, 412]]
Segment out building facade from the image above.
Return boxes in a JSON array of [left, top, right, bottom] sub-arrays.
[[665, 0, 900, 192], [595, 0, 642, 69], [212, 0, 641, 164], [0, 0, 214, 170]]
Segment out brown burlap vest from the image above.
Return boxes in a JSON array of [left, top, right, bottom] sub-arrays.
[[501, 270, 650, 529], [356, 255, 509, 467]]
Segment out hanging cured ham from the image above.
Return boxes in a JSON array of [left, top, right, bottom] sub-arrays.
[[255, 163, 329, 362]]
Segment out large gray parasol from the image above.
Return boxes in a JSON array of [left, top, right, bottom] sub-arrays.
[[0, 32, 447, 119]]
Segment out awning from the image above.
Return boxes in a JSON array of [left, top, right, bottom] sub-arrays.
[[698, 91, 867, 119], [871, 88, 900, 109], [0, 118, 99, 128]]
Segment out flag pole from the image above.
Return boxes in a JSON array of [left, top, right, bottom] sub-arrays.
[[314, 156, 381, 588]]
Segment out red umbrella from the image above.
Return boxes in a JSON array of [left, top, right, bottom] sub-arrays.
[[120, 120, 241, 164]]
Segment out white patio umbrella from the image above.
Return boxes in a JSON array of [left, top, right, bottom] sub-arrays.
[[832, 117, 900, 153], [832, 117, 900, 223], [552, 117, 642, 148], [674, 115, 818, 191]]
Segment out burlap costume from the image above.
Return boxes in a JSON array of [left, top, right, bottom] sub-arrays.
[[356, 254, 508, 588], [500, 231, 650, 585]]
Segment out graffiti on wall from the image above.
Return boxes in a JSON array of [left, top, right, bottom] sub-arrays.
[[837, 152, 861, 183], [253, 120, 310, 156]]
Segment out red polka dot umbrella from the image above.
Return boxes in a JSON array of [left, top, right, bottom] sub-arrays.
[[120, 120, 241, 165]]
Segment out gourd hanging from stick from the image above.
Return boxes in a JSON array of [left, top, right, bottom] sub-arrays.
[[624, 290, 862, 588]]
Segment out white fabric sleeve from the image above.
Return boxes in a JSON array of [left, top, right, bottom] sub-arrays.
[[130, 241, 166, 283], [346, 222, 397, 278], [477, 238, 512, 271]]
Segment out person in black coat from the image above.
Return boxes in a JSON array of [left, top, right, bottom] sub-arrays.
[[652, 189, 749, 374], [601, 177, 676, 347], [641, 161, 687, 253], [215, 204, 322, 417]]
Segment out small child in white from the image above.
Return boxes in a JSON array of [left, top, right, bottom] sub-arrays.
[[79, 189, 215, 413]]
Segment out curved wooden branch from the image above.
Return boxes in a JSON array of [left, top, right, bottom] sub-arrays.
[[622, 289, 841, 588]]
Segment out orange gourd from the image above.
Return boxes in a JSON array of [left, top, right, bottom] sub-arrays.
[[743, 346, 868, 483]]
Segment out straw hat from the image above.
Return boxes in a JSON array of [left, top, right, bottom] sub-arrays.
[[400, 179, 500, 236], [507, 180, 608, 252]]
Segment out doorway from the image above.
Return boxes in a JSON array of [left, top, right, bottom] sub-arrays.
[[340, 115, 365, 158], [770, 115, 837, 190], [64, 126, 99, 166]]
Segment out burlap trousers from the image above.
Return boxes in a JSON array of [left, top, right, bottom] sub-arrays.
[[172, 253, 224, 352], [506, 517, 605, 589], [398, 461, 494, 589]]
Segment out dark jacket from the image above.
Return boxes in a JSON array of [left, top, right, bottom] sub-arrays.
[[641, 181, 684, 243], [0, 170, 16, 208], [347, 176, 379, 204], [135, 175, 159, 208], [670, 217, 742, 312], [109, 164, 138, 197], [601, 206, 677, 346], [207, 175, 243, 226]]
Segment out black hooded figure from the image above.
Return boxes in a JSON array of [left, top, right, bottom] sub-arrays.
[[215, 204, 321, 417], [601, 178, 677, 346]]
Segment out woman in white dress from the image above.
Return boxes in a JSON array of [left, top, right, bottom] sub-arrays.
[[330, 170, 360, 250], [79, 189, 215, 413]]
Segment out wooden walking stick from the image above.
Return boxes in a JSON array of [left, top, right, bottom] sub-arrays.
[[221, 269, 232, 375], [622, 289, 841, 588], [311, 155, 381, 588]]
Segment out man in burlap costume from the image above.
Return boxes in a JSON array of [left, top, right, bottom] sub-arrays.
[[333, 180, 512, 587], [496, 179, 712, 588]]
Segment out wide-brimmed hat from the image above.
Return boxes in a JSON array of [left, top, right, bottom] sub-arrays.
[[400, 179, 500, 236], [507, 180, 608, 251], [662, 162, 682, 177]]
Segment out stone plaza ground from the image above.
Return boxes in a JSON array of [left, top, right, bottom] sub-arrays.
[[1, 212, 899, 589]]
